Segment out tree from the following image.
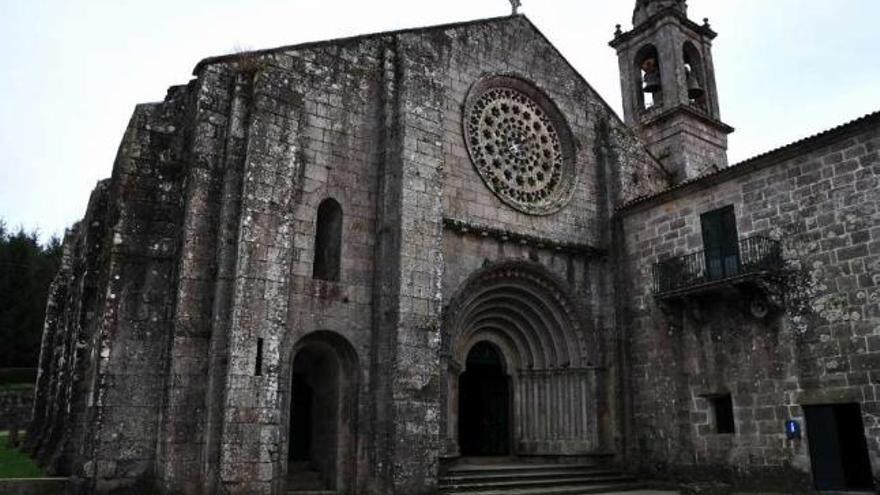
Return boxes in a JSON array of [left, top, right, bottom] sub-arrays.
[[0, 220, 63, 369]]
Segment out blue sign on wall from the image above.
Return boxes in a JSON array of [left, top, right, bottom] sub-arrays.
[[786, 420, 801, 440]]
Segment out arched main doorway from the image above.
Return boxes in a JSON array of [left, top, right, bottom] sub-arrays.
[[443, 262, 599, 458], [459, 342, 511, 456], [287, 332, 358, 494]]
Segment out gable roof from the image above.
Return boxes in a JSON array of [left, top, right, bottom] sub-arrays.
[[617, 110, 880, 213], [193, 14, 517, 74], [191, 14, 628, 127]]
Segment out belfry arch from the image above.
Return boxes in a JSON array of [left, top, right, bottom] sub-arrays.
[[442, 262, 600, 458]]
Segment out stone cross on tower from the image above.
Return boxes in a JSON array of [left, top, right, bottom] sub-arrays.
[[509, 0, 522, 15]]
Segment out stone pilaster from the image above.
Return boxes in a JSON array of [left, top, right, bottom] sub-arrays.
[[216, 67, 304, 494]]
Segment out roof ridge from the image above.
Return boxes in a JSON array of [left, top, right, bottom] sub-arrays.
[[193, 14, 522, 74], [617, 109, 880, 212], [729, 110, 880, 170]]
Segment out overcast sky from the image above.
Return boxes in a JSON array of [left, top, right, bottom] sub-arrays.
[[2, 0, 879, 241]]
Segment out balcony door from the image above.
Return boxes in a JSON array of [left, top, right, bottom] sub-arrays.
[[701, 206, 740, 280]]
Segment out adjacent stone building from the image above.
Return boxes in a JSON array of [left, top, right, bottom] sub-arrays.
[[620, 112, 880, 492], [26, 1, 880, 493]]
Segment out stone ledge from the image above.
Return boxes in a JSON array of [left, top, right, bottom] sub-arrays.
[[0, 479, 68, 495], [442, 217, 606, 257]]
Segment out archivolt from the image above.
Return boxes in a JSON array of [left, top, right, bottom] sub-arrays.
[[444, 261, 591, 371]]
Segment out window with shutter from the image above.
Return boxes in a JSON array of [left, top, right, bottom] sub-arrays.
[[700, 206, 740, 281]]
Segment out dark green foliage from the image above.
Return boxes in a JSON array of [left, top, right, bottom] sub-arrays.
[[0, 220, 62, 368], [0, 368, 37, 384]]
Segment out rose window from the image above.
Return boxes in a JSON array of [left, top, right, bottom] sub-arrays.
[[464, 78, 575, 215]]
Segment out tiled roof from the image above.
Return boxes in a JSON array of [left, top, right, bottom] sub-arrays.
[[618, 110, 880, 212]]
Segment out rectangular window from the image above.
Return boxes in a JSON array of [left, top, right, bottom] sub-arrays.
[[711, 394, 735, 434], [701, 206, 740, 280], [255, 338, 264, 377]]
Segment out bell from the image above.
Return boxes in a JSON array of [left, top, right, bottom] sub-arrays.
[[641, 58, 661, 93], [686, 68, 704, 99], [643, 71, 661, 93]]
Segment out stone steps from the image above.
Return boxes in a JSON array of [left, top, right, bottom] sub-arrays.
[[441, 468, 621, 483], [287, 461, 331, 494], [445, 462, 603, 472], [439, 463, 649, 495], [440, 482, 651, 495]]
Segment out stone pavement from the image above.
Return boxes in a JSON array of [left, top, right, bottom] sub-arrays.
[[595, 491, 680, 495]]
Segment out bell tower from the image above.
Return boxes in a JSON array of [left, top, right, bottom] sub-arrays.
[[610, 0, 733, 183]]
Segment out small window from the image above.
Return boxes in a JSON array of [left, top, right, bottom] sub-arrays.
[[710, 394, 735, 434], [255, 338, 264, 377], [312, 198, 343, 281]]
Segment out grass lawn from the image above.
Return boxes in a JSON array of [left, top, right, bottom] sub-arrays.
[[0, 431, 44, 478]]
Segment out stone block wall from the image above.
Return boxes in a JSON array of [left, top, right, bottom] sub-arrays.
[[28, 80, 191, 491], [201, 39, 394, 494], [274, 38, 385, 495], [427, 15, 667, 353], [440, 17, 667, 246], [185, 16, 668, 494], [27, 180, 111, 478], [619, 113, 880, 487], [403, 15, 666, 465], [376, 15, 667, 467], [85, 96, 188, 493], [0, 387, 33, 431], [29, 14, 670, 495], [640, 110, 730, 181], [611, 8, 730, 185]]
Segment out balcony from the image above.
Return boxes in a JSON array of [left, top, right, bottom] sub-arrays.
[[652, 236, 783, 300]]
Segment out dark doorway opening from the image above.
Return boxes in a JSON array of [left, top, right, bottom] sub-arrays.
[[290, 373, 312, 461], [459, 342, 511, 456], [288, 347, 339, 491], [804, 403, 874, 491], [287, 333, 359, 494]]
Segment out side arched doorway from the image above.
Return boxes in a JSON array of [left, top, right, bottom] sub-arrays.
[[459, 342, 511, 456], [286, 332, 358, 494]]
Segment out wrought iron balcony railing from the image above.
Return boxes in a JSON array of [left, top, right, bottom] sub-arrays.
[[653, 236, 782, 297]]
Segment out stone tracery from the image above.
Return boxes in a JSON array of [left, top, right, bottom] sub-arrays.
[[464, 77, 576, 215]]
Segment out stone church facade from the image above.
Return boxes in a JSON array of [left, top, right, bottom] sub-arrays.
[[25, 0, 880, 493]]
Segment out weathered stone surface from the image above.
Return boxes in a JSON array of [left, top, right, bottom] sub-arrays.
[[27, 3, 880, 494], [619, 113, 880, 488], [611, 1, 732, 184], [0, 387, 33, 431], [31, 15, 663, 494]]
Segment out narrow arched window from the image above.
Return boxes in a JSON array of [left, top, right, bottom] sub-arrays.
[[312, 198, 342, 281], [683, 42, 707, 109], [635, 44, 662, 110]]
